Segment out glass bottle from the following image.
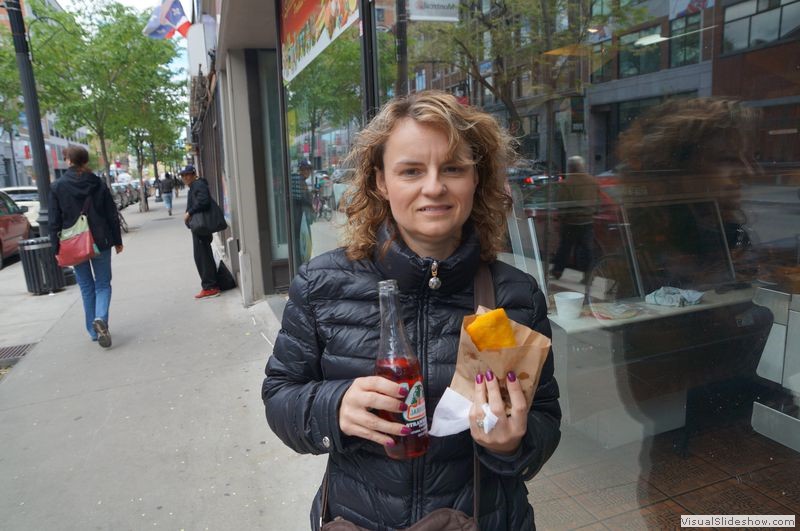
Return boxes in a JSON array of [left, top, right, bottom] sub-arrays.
[[375, 279, 429, 459]]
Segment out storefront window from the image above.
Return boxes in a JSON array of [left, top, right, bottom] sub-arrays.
[[281, 1, 363, 265], [276, 2, 800, 526]]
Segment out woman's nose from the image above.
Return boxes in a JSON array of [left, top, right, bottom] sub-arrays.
[[421, 171, 446, 195]]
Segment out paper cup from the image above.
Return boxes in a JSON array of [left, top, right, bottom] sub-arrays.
[[554, 291, 584, 319]]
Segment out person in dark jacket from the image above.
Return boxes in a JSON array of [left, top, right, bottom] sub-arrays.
[[50, 145, 123, 348], [159, 172, 175, 215], [181, 165, 219, 299], [263, 90, 561, 530]]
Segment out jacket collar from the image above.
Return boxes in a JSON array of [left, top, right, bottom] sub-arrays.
[[373, 221, 482, 295]]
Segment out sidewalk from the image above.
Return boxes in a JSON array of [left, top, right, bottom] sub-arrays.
[[0, 195, 324, 530]]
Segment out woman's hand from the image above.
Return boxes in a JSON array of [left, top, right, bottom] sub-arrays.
[[114, 245, 123, 254], [339, 376, 409, 447], [469, 370, 527, 455]]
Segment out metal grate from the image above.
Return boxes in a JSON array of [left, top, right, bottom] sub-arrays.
[[0, 343, 35, 366]]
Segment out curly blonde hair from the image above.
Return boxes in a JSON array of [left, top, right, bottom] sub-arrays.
[[342, 90, 515, 262]]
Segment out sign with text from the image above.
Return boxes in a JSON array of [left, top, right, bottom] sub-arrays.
[[409, 0, 459, 22], [281, 0, 359, 83]]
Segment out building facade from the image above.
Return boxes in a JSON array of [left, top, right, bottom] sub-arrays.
[[191, 0, 800, 526]]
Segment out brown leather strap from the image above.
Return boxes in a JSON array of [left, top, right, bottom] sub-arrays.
[[321, 263, 495, 527], [474, 262, 495, 310]]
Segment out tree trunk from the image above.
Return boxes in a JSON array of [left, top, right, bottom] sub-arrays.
[[98, 131, 112, 187]]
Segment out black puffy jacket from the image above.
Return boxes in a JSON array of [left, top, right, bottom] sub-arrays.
[[49, 168, 122, 253], [262, 225, 561, 530]]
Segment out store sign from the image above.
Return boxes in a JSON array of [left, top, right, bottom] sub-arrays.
[[479, 60, 493, 76], [408, 0, 459, 22], [281, 0, 360, 83], [669, 0, 714, 20], [570, 96, 585, 133]]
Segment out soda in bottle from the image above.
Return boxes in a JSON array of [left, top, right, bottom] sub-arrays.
[[375, 279, 429, 459]]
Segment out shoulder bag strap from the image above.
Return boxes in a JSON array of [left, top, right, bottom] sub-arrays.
[[471, 261, 494, 522], [81, 195, 92, 215], [319, 263, 495, 527]]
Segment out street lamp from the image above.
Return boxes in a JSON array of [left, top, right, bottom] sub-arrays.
[[3, 0, 51, 236]]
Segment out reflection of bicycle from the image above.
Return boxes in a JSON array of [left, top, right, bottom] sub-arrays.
[[311, 190, 333, 221], [117, 209, 129, 233]]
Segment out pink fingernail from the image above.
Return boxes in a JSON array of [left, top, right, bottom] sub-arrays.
[[485, 369, 494, 382], [475, 373, 484, 384], [399, 403, 408, 412], [398, 387, 409, 397], [507, 371, 517, 382], [400, 427, 411, 436], [385, 440, 396, 447]]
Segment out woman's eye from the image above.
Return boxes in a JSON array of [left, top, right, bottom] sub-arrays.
[[443, 166, 465, 175], [400, 168, 421, 177]]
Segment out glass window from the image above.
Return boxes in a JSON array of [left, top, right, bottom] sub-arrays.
[[592, 42, 613, 82], [592, 0, 612, 16], [750, 9, 781, 45], [723, 19, 750, 51], [725, 0, 757, 21], [619, 27, 661, 78], [783, 1, 800, 35], [670, 13, 702, 67]]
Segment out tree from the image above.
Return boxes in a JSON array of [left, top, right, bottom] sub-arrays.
[[28, 0, 183, 184], [407, 0, 645, 162], [0, 26, 23, 184]]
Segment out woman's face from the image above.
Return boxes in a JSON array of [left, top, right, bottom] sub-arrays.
[[376, 118, 478, 260]]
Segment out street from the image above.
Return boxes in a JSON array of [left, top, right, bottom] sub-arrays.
[[0, 195, 323, 530]]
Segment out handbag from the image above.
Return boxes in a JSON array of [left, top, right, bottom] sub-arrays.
[[56, 197, 99, 267], [189, 198, 228, 236], [320, 264, 495, 531]]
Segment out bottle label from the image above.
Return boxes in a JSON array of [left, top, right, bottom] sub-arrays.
[[403, 381, 426, 423]]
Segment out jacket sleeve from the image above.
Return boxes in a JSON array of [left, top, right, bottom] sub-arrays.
[[48, 185, 63, 253], [101, 184, 122, 246], [188, 181, 211, 215], [476, 281, 562, 480], [262, 265, 359, 455]]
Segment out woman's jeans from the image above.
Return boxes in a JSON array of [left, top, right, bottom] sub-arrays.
[[73, 248, 112, 339], [162, 192, 173, 211]]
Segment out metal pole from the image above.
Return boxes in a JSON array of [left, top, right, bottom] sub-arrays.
[[6, 0, 51, 236], [395, 0, 408, 97]]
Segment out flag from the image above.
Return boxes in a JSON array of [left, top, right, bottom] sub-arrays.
[[143, 0, 190, 39]]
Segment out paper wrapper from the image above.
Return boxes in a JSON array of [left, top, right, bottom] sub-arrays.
[[450, 306, 551, 414]]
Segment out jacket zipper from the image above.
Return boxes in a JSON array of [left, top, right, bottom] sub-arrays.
[[412, 260, 435, 522]]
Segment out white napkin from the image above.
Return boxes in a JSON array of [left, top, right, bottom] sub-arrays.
[[645, 286, 704, 307], [430, 387, 472, 436], [429, 387, 499, 436]]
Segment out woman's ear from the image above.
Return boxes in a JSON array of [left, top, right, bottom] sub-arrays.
[[375, 169, 387, 198]]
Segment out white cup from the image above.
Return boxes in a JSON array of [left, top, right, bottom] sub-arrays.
[[554, 291, 584, 319]]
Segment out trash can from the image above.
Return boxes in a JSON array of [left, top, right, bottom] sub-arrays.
[[19, 237, 65, 295]]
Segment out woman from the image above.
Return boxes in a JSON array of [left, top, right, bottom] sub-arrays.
[[263, 91, 561, 529], [50, 146, 123, 347]]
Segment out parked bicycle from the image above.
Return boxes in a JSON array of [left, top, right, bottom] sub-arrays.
[[311, 189, 333, 222]]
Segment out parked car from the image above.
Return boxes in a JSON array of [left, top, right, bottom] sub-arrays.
[[110, 183, 131, 209], [1, 186, 40, 236], [0, 190, 31, 269]]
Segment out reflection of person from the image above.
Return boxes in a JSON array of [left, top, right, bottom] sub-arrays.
[[551, 156, 598, 282], [159, 172, 174, 216], [49, 146, 123, 347], [263, 91, 561, 530], [181, 165, 220, 299], [611, 98, 781, 494], [292, 160, 314, 263]]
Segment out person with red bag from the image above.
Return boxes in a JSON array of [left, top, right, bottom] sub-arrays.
[[49, 146, 123, 348]]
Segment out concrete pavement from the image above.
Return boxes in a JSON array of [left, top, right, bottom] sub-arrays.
[[0, 195, 324, 530]]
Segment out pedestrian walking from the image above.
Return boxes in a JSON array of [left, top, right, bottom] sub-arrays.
[[49, 145, 123, 348], [181, 165, 220, 299], [159, 172, 175, 215], [262, 90, 561, 530]]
